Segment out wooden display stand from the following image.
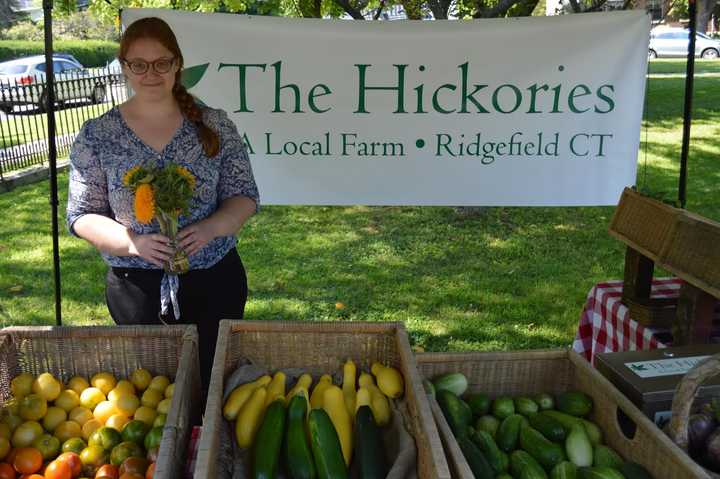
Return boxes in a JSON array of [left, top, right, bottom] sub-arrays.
[[609, 188, 720, 345]]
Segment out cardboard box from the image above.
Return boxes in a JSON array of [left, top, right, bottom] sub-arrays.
[[596, 345, 720, 428]]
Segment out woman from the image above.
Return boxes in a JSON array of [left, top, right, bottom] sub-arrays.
[[66, 17, 259, 391]]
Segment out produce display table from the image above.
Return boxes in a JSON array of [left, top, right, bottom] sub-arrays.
[[573, 278, 720, 365]]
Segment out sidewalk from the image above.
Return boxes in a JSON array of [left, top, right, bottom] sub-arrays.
[[0, 158, 69, 193]]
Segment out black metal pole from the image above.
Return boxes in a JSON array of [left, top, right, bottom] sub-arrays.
[[43, 0, 62, 326], [679, 0, 697, 209]]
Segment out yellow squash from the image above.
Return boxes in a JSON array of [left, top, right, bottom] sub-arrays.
[[287, 373, 313, 400], [371, 362, 404, 399], [222, 375, 271, 421], [358, 372, 391, 426], [235, 386, 267, 448], [310, 374, 333, 409], [323, 385, 353, 466], [264, 371, 286, 407], [342, 360, 357, 417]]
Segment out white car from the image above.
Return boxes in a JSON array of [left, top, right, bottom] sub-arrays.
[[0, 55, 107, 113], [649, 27, 720, 59]]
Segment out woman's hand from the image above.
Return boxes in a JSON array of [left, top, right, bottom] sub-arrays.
[[177, 220, 217, 257], [128, 232, 174, 267]]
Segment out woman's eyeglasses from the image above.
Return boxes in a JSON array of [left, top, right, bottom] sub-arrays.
[[121, 57, 176, 75]]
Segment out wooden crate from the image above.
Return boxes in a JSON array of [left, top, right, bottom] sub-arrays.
[[0, 325, 201, 479], [194, 320, 450, 479], [416, 349, 709, 479]]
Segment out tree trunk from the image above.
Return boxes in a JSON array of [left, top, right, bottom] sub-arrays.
[[697, 0, 717, 34], [427, 0, 452, 19]]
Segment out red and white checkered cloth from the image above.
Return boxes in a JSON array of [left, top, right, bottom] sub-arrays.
[[185, 425, 201, 478], [572, 278, 682, 365]]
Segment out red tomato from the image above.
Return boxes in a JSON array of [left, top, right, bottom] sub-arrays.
[[44, 460, 72, 479], [56, 451, 82, 477], [96, 463, 119, 479], [0, 462, 15, 479]]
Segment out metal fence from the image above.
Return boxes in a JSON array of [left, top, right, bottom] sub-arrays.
[[0, 67, 128, 182]]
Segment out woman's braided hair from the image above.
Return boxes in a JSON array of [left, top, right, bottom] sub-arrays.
[[119, 17, 220, 157]]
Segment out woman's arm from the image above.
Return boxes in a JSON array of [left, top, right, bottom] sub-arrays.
[[73, 214, 174, 267], [176, 196, 257, 257]]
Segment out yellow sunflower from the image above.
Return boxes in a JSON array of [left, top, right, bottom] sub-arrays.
[[175, 166, 196, 190], [134, 183, 155, 224], [123, 166, 142, 187]]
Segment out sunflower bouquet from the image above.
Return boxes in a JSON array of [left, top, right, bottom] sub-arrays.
[[123, 164, 196, 274]]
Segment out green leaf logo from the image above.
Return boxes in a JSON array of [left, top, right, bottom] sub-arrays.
[[181, 63, 209, 89]]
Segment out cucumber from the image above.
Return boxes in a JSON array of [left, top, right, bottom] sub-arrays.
[[466, 393, 491, 417], [542, 410, 582, 433], [620, 461, 653, 479], [581, 419, 603, 446], [593, 445, 622, 469], [437, 389, 471, 438], [285, 395, 316, 479], [550, 461, 578, 479], [433, 372, 468, 396], [253, 399, 286, 479], [530, 412, 566, 442], [535, 393, 555, 411], [510, 450, 548, 479], [519, 424, 566, 469], [497, 414, 524, 452], [565, 423, 593, 468], [458, 435, 495, 479], [515, 397, 540, 417], [470, 429, 509, 474], [476, 415, 500, 439], [355, 405, 387, 479], [308, 409, 348, 479], [556, 391, 593, 417], [578, 466, 625, 479], [493, 397, 516, 420]]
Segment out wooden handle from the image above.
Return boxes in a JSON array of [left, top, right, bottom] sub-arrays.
[[668, 353, 720, 450]]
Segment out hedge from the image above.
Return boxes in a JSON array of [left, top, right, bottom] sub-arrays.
[[0, 40, 119, 67]]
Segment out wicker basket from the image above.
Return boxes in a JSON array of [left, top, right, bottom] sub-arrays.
[[660, 212, 720, 299], [416, 348, 707, 479], [0, 325, 201, 479], [609, 187, 680, 261], [668, 353, 720, 478], [193, 320, 450, 479]]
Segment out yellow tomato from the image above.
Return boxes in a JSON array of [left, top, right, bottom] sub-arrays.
[[10, 373, 34, 399], [54, 389, 80, 412], [148, 376, 170, 393], [32, 372, 61, 401], [42, 406, 67, 432], [79, 387, 105, 411], [130, 369, 152, 392], [67, 376, 90, 396], [68, 406, 94, 427], [54, 420, 82, 443], [91, 372, 117, 396]]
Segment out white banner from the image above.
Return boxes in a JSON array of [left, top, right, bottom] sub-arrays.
[[122, 9, 650, 206]]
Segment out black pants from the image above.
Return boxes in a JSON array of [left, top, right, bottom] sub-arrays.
[[106, 248, 247, 391]]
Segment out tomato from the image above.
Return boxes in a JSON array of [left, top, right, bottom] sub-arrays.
[[119, 473, 144, 479], [12, 448, 42, 475], [61, 437, 87, 455], [118, 457, 148, 476], [110, 442, 143, 467], [119, 422, 147, 447], [0, 462, 15, 479], [142, 427, 162, 453], [89, 428, 122, 452], [145, 462, 155, 479], [44, 460, 72, 479], [79, 445, 108, 477], [56, 451, 82, 477], [31, 433, 60, 460], [95, 463, 119, 479]]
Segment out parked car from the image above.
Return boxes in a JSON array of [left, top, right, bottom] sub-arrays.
[[649, 27, 720, 59], [0, 55, 107, 113]]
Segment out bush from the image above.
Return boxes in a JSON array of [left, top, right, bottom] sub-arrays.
[[0, 40, 119, 67]]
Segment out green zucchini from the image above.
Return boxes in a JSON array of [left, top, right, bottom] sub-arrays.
[[510, 450, 548, 479], [535, 393, 555, 410], [519, 424, 566, 469], [515, 397, 540, 417], [458, 436, 495, 479], [285, 394, 316, 479], [530, 412, 567, 442], [493, 397, 516, 420], [355, 405, 387, 479], [581, 419, 603, 446], [253, 398, 286, 479], [308, 408, 348, 479], [437, 389, 471, 438], [470, 428, 509, 473], [475, 415, 500, 439], [542, 410, 582, 433], [433, 372, 468, 396], [466, 393, 491, 417], [497, 414, 524, 452]]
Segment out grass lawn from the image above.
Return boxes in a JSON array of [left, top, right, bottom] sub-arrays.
[[648, 58, 720, 75], [0, 70, 718, 352]]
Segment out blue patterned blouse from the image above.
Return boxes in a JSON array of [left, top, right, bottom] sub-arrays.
[[66, 106, 259, 316]]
